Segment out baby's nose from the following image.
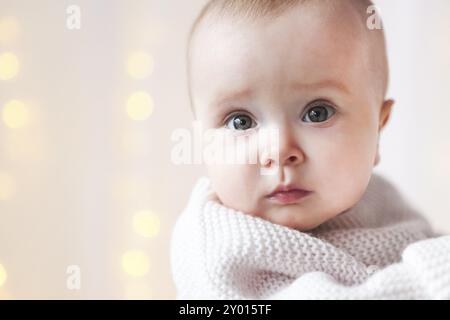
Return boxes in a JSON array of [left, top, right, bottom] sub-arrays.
[[260, 125, 304, 168], [283, 154, 301, 166], [279, 142, 304, 167]]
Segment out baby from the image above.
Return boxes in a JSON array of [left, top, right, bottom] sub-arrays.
[[171, 0, 447, 300], [186, 0, 392, 231]]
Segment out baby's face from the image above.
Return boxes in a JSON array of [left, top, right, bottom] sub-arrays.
[[189, 2, 393, 230]]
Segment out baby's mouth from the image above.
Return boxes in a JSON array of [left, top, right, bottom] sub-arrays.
[[266, 186, 312, 205]]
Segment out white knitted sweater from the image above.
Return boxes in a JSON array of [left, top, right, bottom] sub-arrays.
[[170, 174, 450, 299]]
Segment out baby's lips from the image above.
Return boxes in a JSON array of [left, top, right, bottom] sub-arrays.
[[265, 189, 312, 205]]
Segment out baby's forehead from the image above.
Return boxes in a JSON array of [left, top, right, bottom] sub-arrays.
[[188, 0, 388, 112]]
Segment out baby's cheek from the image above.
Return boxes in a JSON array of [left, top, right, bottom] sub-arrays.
[[322, 168, 371, 216], [207, 163, 260, 213], [305, 143, 373, 217]]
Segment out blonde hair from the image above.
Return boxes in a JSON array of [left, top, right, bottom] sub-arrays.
[[187, 0, 387, 115], [192, 0, 304, 23]]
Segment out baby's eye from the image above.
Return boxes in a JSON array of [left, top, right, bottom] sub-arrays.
[[302, 101, 336, 123], [225, 113, 257, 131]]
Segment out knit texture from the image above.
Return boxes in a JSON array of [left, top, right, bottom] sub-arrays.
[[170, 173, 449, 299]]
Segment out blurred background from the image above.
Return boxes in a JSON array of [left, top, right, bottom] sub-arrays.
[[0, 0, 449, 299]]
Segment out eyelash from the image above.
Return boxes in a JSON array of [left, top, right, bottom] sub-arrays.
[[223, 110, 258, 131], [302, 101, 337, 123], [223, 100, 337, 130]]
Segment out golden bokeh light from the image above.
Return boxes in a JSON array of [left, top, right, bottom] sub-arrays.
[[0, 17, 20, 44], [0, 52, 19, 80], [0, 263, 7, 288], [121, 250, 150, 277], [132, 210, 160, 238], [0, 171, 16, 201], [126, 91, 154, 121], [126, 51, 154, 79], [2, 100, 29, 128]]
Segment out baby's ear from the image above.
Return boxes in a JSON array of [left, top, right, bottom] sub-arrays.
[[374, 99, 395, 167], [379, 99, 395, 132]]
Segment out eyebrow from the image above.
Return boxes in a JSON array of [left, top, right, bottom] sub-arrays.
[[208, 89, 253, 123], [290, 79, 351, 95], [211, 79, 350, 113], [212, 88, 254, 109]]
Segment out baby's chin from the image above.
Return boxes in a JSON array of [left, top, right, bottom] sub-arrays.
[[248, 203, 334, 232]]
